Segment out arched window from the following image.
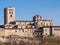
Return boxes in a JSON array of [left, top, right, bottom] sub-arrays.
[[10, 15, 12, 17]]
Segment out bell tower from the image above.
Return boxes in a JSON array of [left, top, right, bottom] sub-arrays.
[[4, 7, 15, 24]]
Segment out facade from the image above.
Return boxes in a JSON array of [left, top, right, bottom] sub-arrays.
[[0, 7, 60, 42]]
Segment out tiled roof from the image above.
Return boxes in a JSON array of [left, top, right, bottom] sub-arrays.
[[42, 20, 52, 21], [15, 20, 33, 22]]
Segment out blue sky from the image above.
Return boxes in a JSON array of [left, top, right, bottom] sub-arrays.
[[0, 0, 60, 25]]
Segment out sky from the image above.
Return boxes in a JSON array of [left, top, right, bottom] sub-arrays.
[[0, 0, 60, 25]]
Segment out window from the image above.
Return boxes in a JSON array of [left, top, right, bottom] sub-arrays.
[[9, 12, 11, 14], [2, 36, 4, 38], [15, 30, 17, 32], [9, 9, 13, 11], [41, 22, 43, 25], [45, 29, 47, 31], [46, 23, 48, 26], [12, 12, 13, 14], [10, 15, 12, 17], [9, 12, 13, 14], [6, 37, 9, 39], [22, 29, 24, 32], [46, 33, 47, 35]]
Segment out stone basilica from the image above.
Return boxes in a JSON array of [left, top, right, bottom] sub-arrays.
[[0, 7, 60, 42]]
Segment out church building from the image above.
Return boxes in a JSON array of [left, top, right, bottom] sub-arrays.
[[0, 7, 60, 42]]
